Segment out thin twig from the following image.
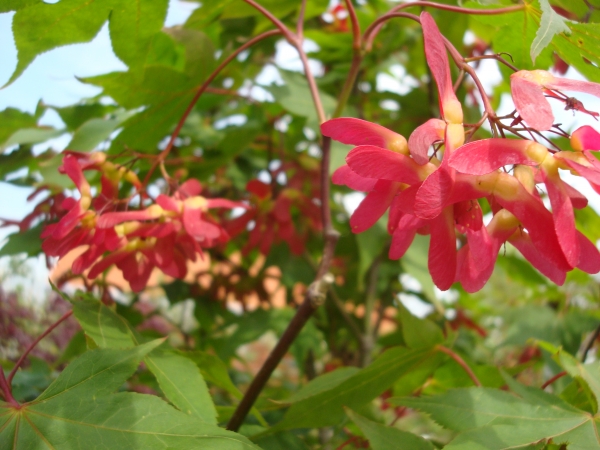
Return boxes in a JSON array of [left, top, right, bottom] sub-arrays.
[[345, 0, 361, 51], [387, 1, 524, 16], [436, 345, 481, 386], [541, 371, 567, 390], [143, 29, 281, 186], [242, 0, 295, 41], [243, 0, 325, 123], [364, 12, 420, 51], [362, 256, 381, 367], [329, 287, 363, 345], [296, 0, 307, 40], [0, 369, 19, 407], [8, 310, 74, 385], [581, 323, 600, 362]]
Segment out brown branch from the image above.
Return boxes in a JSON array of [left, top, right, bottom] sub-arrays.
[[8, 310, 74, 385], [226, 135, 340, 434], [436, 345, 481, 387], [226, 273, 336, 431], [225, 2, 340, 431]]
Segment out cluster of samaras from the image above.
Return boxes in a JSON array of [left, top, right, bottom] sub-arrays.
[[323, 12, 600, 292], [40, 12, 600, 294]]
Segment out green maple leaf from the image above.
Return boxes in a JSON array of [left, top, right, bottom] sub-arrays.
[[6, 0, 169, 86], [71, 296, 217, 424], [346, 409, 435, 450], [274, 346, 443, 429], [530, 0, 571, 63], [0, 341, 260, 449], [395, 386, 600, 449], [81, 29, 216, 152]]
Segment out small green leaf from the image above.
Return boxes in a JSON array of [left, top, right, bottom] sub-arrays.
[[72, 296, 134, 349], [0, 224, 43, 257], [286, 367, 360, 403], [0, 107, 38, 146], [36, 339, 163, 402], [72, 296, 218, 423], [52, 103, 113, 131], [2, 349, 260, 450], [145, 350, 218, 423], [276, 346, 441, 429], [397, 302, 444, 349], [1, 127, 64, 151], [67, 111, 133, 151], [395, 387, 599, 449], [8, 0, 114, 85], [530, 0, 571, 63], [346, 409, 434, 450]]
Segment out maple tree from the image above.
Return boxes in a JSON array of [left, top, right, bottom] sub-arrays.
[[3, 0, 600, 448]]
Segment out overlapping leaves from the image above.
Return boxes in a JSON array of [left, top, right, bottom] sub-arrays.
[[392, 349, 600, 449], [0, 338, 259, 449]]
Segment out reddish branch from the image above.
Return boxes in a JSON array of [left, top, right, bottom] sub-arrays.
[[436, 345, 482, 387], [541, 371, 568, 390], [143, 29, 282, 187], [364, 2, 524, 49], [0, 369, 19, 407], [7, 310, 74, 385]]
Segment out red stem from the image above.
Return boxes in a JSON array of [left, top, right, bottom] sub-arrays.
[[7, 310, 73, 385], [143, 29, 281, 187], [364, 2, 523, 50], [242, 0, 296, 42], [364, 12, 420, 51], [296, 0, 307, 40], [0, 369, 19, 407], [389, 1, 524, 16], [242, 0, 325, 123], [436, 345, 482, 387], [541, 371, 568, 390], [344, 0, 362, 50]]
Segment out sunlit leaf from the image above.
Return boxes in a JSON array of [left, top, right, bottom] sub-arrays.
[[395, 387, 600, 449], [276, 346, 441, 429], [0, 224, 43, 257], [530, 0, 571, 63], [346, 409, 434, 450], [72, 297, 218, 421], [7, 0, 170, 85], [0, 342, 259, 449]]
